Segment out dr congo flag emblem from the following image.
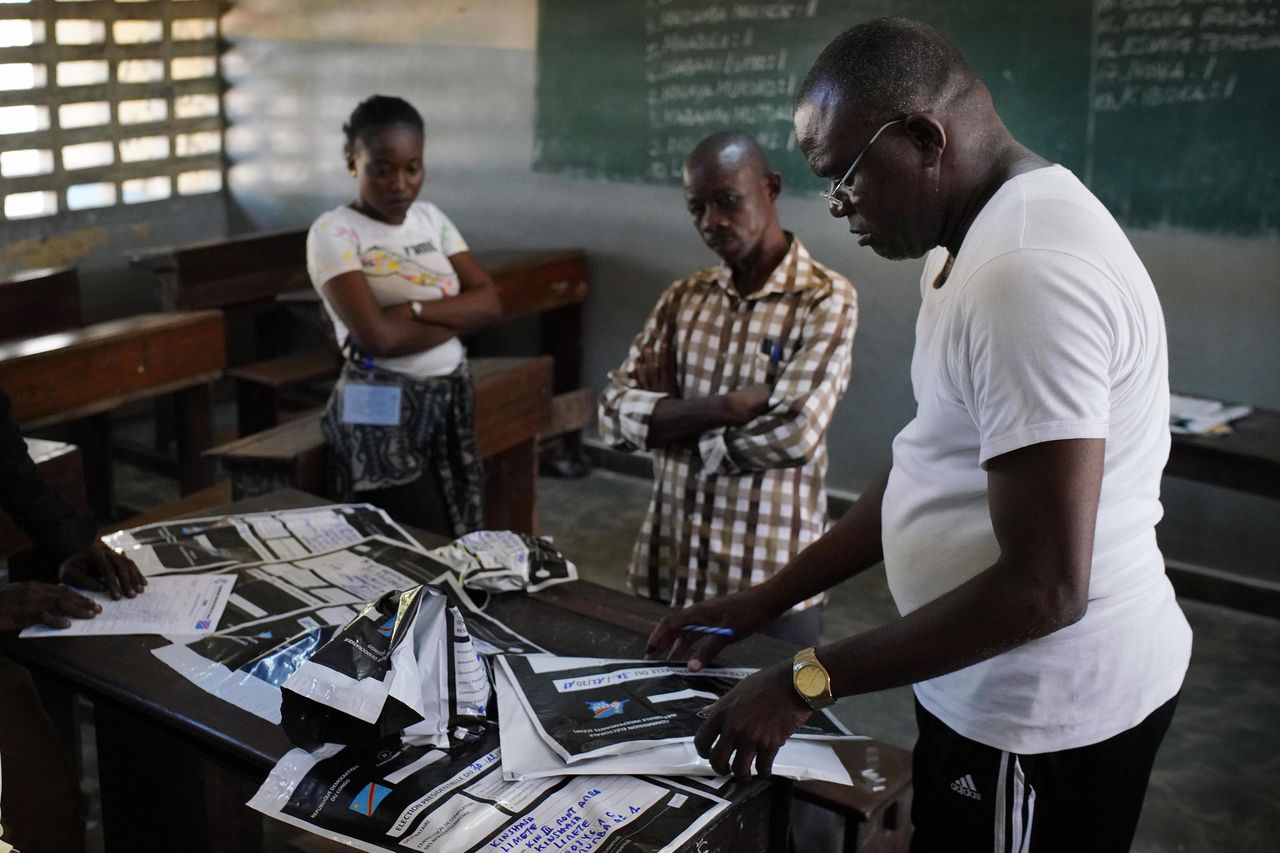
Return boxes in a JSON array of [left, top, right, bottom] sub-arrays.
[[349, 782, 393, 816], [586, 698, 628, 719], [376, 616, 396, 638]]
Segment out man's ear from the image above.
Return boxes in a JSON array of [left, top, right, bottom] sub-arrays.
[[765, 171, 782, 199], [903, 113, 946, 168], [346, 154, 357, 176]]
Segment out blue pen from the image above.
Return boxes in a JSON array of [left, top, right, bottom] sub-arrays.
[[681, 624, 736, 637], [770, 337, 783, 369]]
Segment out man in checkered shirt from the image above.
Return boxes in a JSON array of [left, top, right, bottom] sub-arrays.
[[599, 131, 858, 646]]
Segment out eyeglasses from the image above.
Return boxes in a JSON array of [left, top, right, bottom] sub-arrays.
[[819, 118, 905, 208]]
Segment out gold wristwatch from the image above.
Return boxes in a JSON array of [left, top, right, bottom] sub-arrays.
[[792, 647, 835, 710]]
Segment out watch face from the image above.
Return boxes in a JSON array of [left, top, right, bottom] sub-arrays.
[[795, 665, 827, 697]]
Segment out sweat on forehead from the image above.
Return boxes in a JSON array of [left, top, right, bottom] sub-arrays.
[[684, 131, 772, 177]]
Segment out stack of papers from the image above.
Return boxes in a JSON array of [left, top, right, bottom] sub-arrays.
[[248, 729, 731, 853], [1170, 393, 1253, 435], [495, 655, 865, 785]]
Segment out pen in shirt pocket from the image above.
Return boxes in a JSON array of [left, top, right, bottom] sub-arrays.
[[760, 337, 784, 377]]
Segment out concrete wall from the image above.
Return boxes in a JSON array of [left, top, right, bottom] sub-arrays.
[[218, 2, 1280, 584]]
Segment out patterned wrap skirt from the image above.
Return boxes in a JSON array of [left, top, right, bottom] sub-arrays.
[[322, 359, 483, 537]]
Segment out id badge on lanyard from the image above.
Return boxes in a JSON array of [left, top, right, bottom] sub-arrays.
[[340, 337, 402, 426], [341, 381, 402, 426]]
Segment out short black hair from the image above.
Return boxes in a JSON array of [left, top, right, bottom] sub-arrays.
[[796, 17, 976, 117], [342, 95, 424, 158]]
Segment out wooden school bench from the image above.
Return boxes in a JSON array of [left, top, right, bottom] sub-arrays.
[[0, 266, 83, 343], [205, 356, 553, 534], [0, 312, 226, 518], [130, 232, 592, 441]]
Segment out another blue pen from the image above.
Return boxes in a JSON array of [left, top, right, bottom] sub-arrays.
[[770, 337, 783, 369], [681, 624, 735, 637]]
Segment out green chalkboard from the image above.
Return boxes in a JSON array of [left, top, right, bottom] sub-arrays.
[[535, 0, 1280, 237]]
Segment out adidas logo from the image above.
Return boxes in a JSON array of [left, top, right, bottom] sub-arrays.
[[950, 774, 982, 800]]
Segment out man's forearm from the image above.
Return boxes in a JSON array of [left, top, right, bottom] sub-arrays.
[[646, 395, 744, 448], [754, 468, 888, 613], [821, 552, 1084, 699]]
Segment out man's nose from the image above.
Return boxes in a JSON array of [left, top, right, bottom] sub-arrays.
[[827, 193, 852, 218], [701, 205, 728, 230]]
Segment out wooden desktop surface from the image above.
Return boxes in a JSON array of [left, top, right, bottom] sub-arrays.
[[1167, 406, 1280, 500]]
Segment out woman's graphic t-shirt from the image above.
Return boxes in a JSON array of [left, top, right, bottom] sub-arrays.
[[307, 200, 469, 378]]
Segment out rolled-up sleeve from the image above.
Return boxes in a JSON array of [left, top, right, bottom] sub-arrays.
[[703, 283, 857, 474], [598, 290, 675, 451]]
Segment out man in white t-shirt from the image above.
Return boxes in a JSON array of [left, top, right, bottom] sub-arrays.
[[646, 18, 1190, 851]]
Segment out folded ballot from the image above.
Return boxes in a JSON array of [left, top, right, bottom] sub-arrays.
[[281, 585, 489, 749], [426, 530, 577, 593], [495, 655, 865, 784]]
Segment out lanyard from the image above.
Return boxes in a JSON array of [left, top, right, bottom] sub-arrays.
[[343, 336, 375, 371]]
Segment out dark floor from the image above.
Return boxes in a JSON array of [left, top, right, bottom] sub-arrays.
[[75, 443, 1280, 851], [538, 467, 1280, 853]]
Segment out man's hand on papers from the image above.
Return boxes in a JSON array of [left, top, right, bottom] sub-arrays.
[[0, 582, 101, 631], [645, 587, 773, 671], [694, 661, 812, 780], [60, 540, 147, 600]]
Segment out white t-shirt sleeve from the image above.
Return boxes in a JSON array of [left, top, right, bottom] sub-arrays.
[[955, 250, 1115, 467], [307, 212, 363, 288], [425, 202, 469, 257]]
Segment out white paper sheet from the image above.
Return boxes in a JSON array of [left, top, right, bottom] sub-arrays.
[[494, 659, 856, 785], [21, 575, 235, 637]]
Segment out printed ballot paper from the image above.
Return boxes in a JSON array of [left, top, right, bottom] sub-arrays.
[[102, 503, 421, 577], [495, 655, 864, 785], [152, 537, 544, 725], [248, 728, 729, 852], [21, 575, 235, 637]]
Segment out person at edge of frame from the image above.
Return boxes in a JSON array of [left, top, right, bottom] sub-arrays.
[[1, 385, 147, 853]]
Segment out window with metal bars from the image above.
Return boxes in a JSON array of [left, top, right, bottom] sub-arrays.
[[0, 0, 225, 222]]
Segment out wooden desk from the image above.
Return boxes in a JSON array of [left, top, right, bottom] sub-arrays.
[[0, 266, 82, 343], [1166, 406, 1280, 500], [0, 489, 797, 852], [0, 312, 226, 515]]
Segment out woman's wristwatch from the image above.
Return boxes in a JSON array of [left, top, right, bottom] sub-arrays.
[[792, 647, 835, 709]]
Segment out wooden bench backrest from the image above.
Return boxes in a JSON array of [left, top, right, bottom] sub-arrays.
[[131, 230, 310, 311], [134, 229, 588, 319], [0, 267, 82, 343]]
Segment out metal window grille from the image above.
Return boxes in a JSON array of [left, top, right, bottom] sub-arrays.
[[0, 0, 226, 221]]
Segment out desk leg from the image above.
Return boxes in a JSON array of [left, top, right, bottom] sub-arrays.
[[95, 703, 264, 853], [174, 383, 215, 494], [484, 437, 538, 535], [69, 413, 114, 522]]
